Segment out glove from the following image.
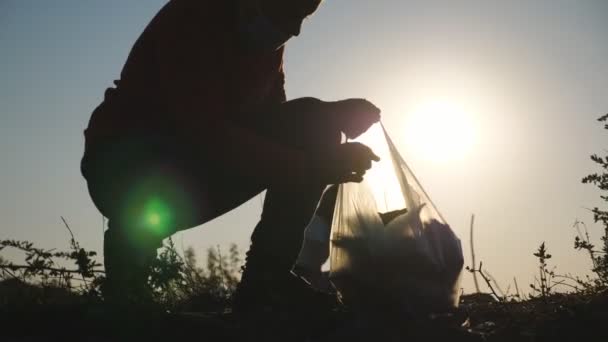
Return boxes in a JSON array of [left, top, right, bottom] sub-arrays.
[[315, 142, 380, 184]]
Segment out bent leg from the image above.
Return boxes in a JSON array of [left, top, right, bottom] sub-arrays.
[[83, 136, 266, 302], [83, 98, 340, 305], [234, 99, 342, 312], [247, 184, 327, 273], [243, 98, 342, 272]]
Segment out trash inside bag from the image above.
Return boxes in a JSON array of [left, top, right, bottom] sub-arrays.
[[329, 124, 464, 314]]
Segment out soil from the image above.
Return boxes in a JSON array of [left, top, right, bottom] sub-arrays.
[[2, 289, 608, 342]]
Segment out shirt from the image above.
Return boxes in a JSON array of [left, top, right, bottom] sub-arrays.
[[84, 0, 286, 150]]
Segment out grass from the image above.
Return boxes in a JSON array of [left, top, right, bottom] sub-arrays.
[[1, 226, 607, 342]]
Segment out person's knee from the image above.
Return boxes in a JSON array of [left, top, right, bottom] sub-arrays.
[[104, 222, 164, 257]]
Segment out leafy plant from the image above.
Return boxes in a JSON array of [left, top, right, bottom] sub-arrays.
[[0, 217, 104, 297], [149, 239, 242, 311], [580, 113, 608, 286], [529, 242, 584, 301], [529, 242, 556, 300], [571, 220, 607, 290], [0, 216, 243, 312]]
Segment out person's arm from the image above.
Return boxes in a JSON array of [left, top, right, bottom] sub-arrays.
[[152, 3, 315, 188]]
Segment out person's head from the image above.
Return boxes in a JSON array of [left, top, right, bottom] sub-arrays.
[[257, 0, 323, 37], [238, 0, 323, 52]]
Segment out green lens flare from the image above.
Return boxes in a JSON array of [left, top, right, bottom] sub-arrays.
[[123, 174, 195, 240], [142, 197, 173, 235], [147, 212, 162, 226]]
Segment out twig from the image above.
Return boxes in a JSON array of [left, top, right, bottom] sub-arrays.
[[514, 277, 521, 299], [60, 216, 76, 249], [0, 265, 105, 274], [38, 275, 86, 288], [483, 269, 505, 297], [549, 279, 580, 291], [553, 274, 584, 291], [573, 219, 603, 269], [216, 245, 228, 293], [469, 261, 503, 301], [469, 214, 480, 293], [0, 267, 22, 281], [504, 284, 511, 297]]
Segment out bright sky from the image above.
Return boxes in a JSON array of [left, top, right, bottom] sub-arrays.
[[1, 0, 607, 295]]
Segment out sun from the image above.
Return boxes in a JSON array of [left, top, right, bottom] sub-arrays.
[[352, 124, 408, 212], [351, 100, 477, 210], [404, 99, 477, 163]]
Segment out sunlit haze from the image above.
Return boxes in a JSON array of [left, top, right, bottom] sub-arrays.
[[404, 98, 478, 163], [1, 0, 607, 295]]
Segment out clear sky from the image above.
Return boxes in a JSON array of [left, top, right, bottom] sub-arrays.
[[1, 0, 607, 294]]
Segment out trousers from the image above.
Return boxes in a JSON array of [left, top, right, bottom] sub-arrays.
[[81, 98, 341, 291]]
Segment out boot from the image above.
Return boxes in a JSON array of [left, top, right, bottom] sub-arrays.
[[102, 229, 159, 307], [232, 253, 339, 318]]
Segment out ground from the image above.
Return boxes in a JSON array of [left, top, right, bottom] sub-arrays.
[[2, 280, 607, 342]]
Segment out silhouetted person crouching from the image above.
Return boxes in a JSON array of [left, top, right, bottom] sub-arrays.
[[81, 0, 380, 315]]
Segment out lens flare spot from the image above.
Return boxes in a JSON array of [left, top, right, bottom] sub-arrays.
[[142, 197, 173, 234], [147, 213, 162, 226]]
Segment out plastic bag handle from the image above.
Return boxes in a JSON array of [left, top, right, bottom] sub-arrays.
[[380, 122, 447, 224], [380, 122, 415, 210]]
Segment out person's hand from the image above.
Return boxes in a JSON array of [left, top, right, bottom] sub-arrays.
[[317, 142, 380, 184], [328, 99, 381, 139]]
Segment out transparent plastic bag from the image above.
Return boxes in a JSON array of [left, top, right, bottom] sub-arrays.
[[329, 124, 464, 314]]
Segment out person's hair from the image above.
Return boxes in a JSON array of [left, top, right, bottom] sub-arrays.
[[258, 0, 323, 16]]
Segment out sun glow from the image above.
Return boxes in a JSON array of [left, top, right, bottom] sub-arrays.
[[352, 97, 479, 211], [404, 99, 477, 163], [354, 125, 407, 212]]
